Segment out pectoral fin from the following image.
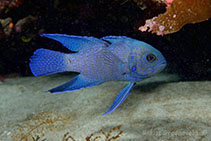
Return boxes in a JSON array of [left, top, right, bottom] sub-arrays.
[[103, 82, 136, 115], [48, 74, 102, 93]]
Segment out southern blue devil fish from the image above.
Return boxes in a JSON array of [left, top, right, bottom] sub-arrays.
[[29, 34, 167, 115]]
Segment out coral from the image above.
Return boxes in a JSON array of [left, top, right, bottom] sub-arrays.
[[12, 111, 71, 141], [0, 17, 13, 38], [0, 0, 23, 14], [85, 125, 123, 141], [0, 1, 38, 40], [139, 0, 211, 35], [0, 15, 37, 39], [165, 0, 174, 7], [133, 0, 148, 10], [62, 125, 123, 141], [62, 132, 75, 141], [13, 118, 123, 141], [31, 135, 46, 141], [15, 15, 37, 33], [134, 0, 165, 10]]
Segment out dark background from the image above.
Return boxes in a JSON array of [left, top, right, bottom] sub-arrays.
[[0, 0, 210, 80]]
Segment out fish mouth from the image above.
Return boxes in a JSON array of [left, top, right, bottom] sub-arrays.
[[154, 60, 167, 74], [159, 60, 167, 68]]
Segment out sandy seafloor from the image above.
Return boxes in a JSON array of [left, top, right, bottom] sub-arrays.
[[0, 73, 211, 141]]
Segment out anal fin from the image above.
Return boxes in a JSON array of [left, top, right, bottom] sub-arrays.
[[48, 74, 102, 93]]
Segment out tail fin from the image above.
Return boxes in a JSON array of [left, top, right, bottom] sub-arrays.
[[29, 49, 68, 76]]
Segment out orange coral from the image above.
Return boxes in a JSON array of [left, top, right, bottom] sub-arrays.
[[139, 0, 211, 35]]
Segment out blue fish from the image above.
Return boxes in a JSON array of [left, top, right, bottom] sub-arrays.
[[29, 34, 167, 115]]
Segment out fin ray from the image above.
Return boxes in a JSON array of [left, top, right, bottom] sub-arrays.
[[48, 74, 102, 93], [103, 82, 136, 115], [41, 34, 108, 52], [101, 49, 123, 68], [101, 36, 133, 44], [29, 49, 68, 76]]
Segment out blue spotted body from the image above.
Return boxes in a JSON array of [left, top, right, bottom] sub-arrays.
[[30, 34, 167, 115]]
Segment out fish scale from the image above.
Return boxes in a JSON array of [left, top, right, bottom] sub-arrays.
[[29, 34, 167, 115]]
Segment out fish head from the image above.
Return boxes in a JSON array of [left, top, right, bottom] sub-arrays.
[[127, 41, 167, 80]]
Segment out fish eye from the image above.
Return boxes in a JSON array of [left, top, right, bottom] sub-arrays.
[[146, 54, 156, 63]]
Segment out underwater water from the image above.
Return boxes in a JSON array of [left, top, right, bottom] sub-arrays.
[[0, 0, 210, 140]]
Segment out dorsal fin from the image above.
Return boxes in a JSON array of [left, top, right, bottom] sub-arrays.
[[101, 36, 133, 44], [41, 34, 108, 52]]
